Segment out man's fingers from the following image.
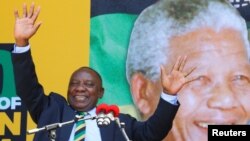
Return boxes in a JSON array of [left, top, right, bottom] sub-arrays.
[[185, 67, 196, 77], [14, 9, 19, 19], [160, 65, 167, 75], [178, 56, 187, 71], [172, 56, 182, 72], [28, 2, 35, 18], [34, 21, 42, 32], [31, 6, 40, 22], [22, 3, 27, 18], [177, 56, 184, 71], [185, 75, 199, 84]]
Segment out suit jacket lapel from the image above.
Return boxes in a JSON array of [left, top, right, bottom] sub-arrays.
[[59, 106, 75, 140]]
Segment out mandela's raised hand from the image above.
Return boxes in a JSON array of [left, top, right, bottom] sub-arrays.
[[14, 3, 42, 47], [160, 56, 196, 95]]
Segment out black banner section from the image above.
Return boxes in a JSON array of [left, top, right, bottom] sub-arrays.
[[91, 0, 158, 17], [91, 0, 250, 21], [0, 43, 14, 51], [231, 0, 250, 21], [208, 125, 250, 141]]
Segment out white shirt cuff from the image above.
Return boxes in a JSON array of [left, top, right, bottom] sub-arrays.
[[13, 44, 30, 53], [160, 92, 178, 105]]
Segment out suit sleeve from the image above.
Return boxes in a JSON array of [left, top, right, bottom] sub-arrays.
[[12, 50, 49, 123], [120, 98, 179, 141]]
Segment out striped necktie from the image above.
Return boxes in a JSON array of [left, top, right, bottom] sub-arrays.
[[74, 112, 86, 141]]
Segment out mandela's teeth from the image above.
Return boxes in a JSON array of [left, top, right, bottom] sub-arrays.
[[198, 123, 216, 128]]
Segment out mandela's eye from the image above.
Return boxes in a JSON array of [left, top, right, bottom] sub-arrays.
[[232, 75, 250, 86], [189, 75, 210, 87]]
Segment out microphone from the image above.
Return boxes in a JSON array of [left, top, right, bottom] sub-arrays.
[[95, 104, 120, 126], [101, 104, 120, 126], [27, 114, 96, 141], [96, 104, 130, 141], [96, 103, 109, 126]]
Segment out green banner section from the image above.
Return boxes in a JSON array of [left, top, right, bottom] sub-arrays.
[[0, 50, 16, 98], [90, 14, 137, 106]]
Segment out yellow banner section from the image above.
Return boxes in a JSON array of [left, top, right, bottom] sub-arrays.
[[0, 0, 90, 140]]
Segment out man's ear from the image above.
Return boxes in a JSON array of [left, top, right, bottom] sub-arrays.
[[98, 87, 104, 98], [130, 73, 151, 116]]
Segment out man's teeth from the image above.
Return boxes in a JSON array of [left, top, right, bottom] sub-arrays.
[[75, 95, 87, 100]]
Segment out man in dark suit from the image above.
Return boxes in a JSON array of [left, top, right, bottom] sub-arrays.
[[12, 3, 193, 141]]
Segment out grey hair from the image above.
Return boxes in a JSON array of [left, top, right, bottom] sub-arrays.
[[126, 0, 250, 83]]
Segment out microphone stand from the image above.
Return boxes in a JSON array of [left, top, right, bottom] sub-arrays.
[[115, 118, 132, 141], [27, 116, 96, 141]]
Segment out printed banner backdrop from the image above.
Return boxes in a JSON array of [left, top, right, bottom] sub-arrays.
[[0, 0, 89, 140], [90, 0, 250, 141]]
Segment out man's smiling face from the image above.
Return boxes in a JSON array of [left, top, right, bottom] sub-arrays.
[[67, 67, 104, 112]]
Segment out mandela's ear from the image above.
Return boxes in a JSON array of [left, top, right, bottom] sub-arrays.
[[130, 73, 152, 115]]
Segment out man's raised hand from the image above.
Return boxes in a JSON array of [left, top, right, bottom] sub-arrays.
[[161, 56, 196, 95], [14, 3, 42, 46]]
